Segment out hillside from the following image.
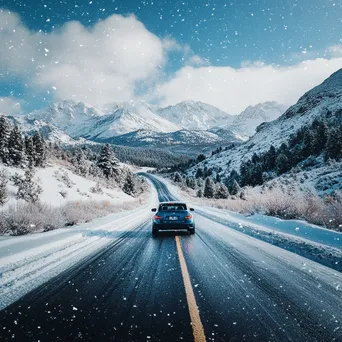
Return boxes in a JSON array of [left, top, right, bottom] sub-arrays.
[[186, 68, 342, 194]]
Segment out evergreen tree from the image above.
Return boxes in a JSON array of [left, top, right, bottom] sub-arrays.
[[8, 126, 26, 166], [196, 188, 203, 198], [122, 171, 136, 196], [13, 169, 43, 203], [25, 136, 35, 167], [197, 154, 206, 162], [264, 145, 276, 170], [189, 177, 196, 189], [275, 153, 290, 174], [302, 128, 315, 157], [312, 120, 328, 154], [325, 127, 342, 160], [215, 173, 221, 183], [174, 172, 183, 183], [97, 144, 120, 179], [215, 183, 229, 199], [203, 177, 215, 198], [230, 179, 241, 196], [32, 132, 46, 167], [0, 170, 8, 206], [195, 167, 204, 179], [0, 116, 11, 164]]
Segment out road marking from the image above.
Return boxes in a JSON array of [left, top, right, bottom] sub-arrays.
[[175, 235, 206, 342]]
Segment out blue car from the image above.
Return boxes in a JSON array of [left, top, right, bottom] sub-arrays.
[[151, 202, 195, 235]]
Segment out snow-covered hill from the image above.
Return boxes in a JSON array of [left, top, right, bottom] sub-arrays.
[[187, 68, 342, 190], [101, 128, 242, 155], [0, 164, 135, 209], [228, 102, 287, 139], [155, 100, 234, 130]]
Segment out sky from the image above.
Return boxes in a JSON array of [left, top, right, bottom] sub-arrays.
[[0, 0, 342, 115]]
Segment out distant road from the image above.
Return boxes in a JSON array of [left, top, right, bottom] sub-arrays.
[[1, 174, 341, 341]]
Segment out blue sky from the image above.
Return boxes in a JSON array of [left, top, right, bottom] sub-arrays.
[[0, 0, 342, 114]]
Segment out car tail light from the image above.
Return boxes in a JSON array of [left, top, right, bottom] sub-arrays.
[[185, 214, 192, 219], [154, 215, 162, 220]]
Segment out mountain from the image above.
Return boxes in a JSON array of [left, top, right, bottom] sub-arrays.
[[100, 128, 242, 156], [187, 68, 342, 192], [28, 100, 180, 140], [227, 102, 288, 139], [155, 100, 234, 130]]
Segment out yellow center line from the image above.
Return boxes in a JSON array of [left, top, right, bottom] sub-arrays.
[[175, 235, 206, 342]]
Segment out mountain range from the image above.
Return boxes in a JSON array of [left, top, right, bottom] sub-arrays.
[[2, 98, 288, 155]]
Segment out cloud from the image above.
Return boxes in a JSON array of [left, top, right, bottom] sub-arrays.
[[0, 9, 177, 106], [186, 55, 209, 66], [1, 9, 342, 114], [0, 97, 22, 115], [326, 45, 342, 58], [153, 57, 342, 114]]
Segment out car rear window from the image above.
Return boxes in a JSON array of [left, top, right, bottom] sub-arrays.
[[159, 203, 187, 211]]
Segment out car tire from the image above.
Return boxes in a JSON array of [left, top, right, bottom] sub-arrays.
[[189, 228, 195, 235], [152, 227, 159, 236]]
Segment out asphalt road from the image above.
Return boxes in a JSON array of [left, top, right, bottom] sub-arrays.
[[1, 174, 341, 342]]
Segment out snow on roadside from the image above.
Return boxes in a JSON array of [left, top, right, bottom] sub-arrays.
[[152, 174, 342, 270], [0, 181, 158, 310], [0, 164, 134, 209]]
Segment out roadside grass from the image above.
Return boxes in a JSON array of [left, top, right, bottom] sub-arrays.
[[174, 182, 342, 232], [0, 189, 150, 236]]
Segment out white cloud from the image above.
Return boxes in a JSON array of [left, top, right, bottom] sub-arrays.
[[326, 45, 342, 58], [187, 55, 209, 66], [0, 10, 174, 106], [153, 57, 342, 114], [1, 9, 342, 114], [0, 97, 22, 115]]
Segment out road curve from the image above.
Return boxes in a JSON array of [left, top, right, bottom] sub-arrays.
[[0, 174, 341, 342]]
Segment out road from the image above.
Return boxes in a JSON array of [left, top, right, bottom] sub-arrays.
[[1, 174, 341, 342]]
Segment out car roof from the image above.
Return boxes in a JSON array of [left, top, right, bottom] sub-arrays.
[[159, 202, 186, 205]]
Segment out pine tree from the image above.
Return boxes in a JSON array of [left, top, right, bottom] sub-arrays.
[[25, 136, 35, 167], [215, 173, 221, 183], [325, 127, 342, 160], [197, 154, 206, 162], [174, 172, 183, 183], [203, 177, 215, 198], [123, 171, 136, 196], [97, 144, 120, 179], [196, 188, 203, 198], [264, 145, 276, 170], [195, 168, 204, 179], [0, 116, 11, 164], [13, 169, 43, 203], [312, 120, 328, 154], [275, 153, 290, 174], [302, 128, 315, 157], [230, 179, 241, 196], [215, 183, 229, 199], [0, 170, 8, 206], [32, 132, 46, 167], [8, 126, 26, 167]]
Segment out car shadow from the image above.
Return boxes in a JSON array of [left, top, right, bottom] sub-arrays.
[[153, 230, 192, 238]]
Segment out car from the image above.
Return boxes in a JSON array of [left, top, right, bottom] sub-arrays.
[[151, 202, 195, 236]]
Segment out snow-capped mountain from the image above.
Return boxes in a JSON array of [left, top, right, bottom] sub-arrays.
[[28, 100, 180, 140], [155, 100, 234, 130], [187, 68, 342, 189], [227, 102, 288, 139]]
